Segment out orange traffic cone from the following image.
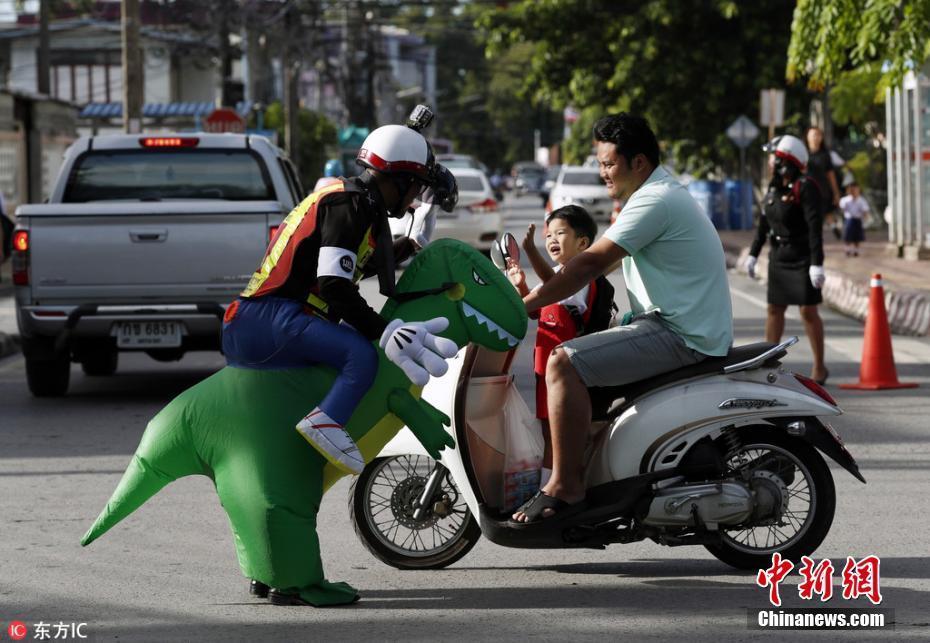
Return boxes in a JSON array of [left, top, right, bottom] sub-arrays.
[[841, 274, 918, 390]]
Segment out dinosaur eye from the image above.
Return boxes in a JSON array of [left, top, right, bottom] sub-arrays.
[[472, 268, 487, 285]]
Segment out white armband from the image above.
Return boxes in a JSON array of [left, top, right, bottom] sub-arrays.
[[317, 246, 357, 279]]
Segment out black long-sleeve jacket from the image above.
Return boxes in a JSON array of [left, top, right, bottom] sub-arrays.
[[254, 176, 416, 340], [750, 176, 824, 266]]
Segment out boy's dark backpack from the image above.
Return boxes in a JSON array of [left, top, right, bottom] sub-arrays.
[[571, 275, 618, 336]]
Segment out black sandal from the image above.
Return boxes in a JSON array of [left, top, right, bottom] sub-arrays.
[[509, 491, 588, 525]]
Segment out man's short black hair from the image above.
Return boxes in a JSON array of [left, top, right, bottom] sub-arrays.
[[545, 204, 597, 245], [593, 113, 660, 167]]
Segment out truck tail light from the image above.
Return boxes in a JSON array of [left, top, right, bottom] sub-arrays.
[[12, 229, 29, 285], [470, 198, 498, 213], [140, 137, 200, 148]]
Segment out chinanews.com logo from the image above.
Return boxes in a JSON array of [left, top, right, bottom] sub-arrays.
[[2, 621, 89, 640], [749, 553, 894, 631]]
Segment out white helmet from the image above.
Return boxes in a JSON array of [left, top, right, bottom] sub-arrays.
[[357, 124, 434, 181], [763, 134, 808, 171]]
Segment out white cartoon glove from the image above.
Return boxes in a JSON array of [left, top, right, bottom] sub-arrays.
[[809, 265, 825, 289], [746, 255, 758, 279], [380, 317, 458, 386]]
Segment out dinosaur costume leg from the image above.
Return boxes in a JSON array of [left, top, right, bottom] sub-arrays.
[[215, 446, 358, 605]]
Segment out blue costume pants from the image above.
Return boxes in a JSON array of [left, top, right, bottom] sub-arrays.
[[222, 296, 378, 425]]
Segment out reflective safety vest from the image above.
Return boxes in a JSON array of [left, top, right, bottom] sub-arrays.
[[240, 181, 377, 316]]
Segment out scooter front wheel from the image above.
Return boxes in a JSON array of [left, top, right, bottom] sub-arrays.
[[349, 455, 481, 570]]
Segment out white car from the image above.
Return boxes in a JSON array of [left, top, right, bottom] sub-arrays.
[[547, 165, 612, 220], [391, 167, 502, 252]]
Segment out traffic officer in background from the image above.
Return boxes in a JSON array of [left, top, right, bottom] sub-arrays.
[[747, 134, 828, 384], [222, 106, 458, 475]]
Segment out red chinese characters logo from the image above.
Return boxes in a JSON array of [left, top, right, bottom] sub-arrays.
[[841, 555, 882, 604], [798, 556, 835, 602], [756, 554, 882, 606], [756, 552, 795, 607]]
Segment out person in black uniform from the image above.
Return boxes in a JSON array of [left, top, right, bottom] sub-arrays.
[[746, 135, 828, 384], [806, 126, 842, 239]]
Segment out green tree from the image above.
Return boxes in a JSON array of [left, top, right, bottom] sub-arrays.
[[261, 103, 338, 190], [395, 2, 559, 171], [477, 0, 806, 176], [787, 0, 930, 91]]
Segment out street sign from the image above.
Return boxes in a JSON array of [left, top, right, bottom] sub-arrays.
[[563, 106, 580, 124], [203, 107, 246, 134], [726, 115, 759, 149], [759, 89, 785, 127]]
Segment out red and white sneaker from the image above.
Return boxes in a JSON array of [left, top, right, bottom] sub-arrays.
[[296, 408, 364, 475]]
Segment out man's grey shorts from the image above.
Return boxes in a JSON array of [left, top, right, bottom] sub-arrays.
[[560, 312, 707, 388]]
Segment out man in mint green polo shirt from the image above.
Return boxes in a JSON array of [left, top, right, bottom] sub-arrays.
[[512, 113, 733, 524]]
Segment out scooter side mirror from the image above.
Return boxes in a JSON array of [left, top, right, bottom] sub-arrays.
[[490, 232, 520, 271], [503, 232, 520, 266]]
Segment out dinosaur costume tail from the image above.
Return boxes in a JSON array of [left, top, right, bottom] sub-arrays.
[[81, 396, 208, 546]]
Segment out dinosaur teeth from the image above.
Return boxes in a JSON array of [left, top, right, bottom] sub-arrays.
[[462, 302, 518, 348]]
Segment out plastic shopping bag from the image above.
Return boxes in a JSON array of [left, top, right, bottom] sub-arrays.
[[501, 383, 545, 511]]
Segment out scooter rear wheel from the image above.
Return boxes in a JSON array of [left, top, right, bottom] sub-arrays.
[[349, 455, 482, 570], [704, 427, 836, 570]]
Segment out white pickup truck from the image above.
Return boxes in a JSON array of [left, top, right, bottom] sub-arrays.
[[11, 133, 303, 396]]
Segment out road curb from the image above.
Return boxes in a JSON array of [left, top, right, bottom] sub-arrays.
[[723, 241, 930, 337]]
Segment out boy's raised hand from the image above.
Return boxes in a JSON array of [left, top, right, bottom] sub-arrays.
[[522, 223, 537, 254]]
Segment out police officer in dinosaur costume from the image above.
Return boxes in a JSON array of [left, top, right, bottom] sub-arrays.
[[223, 106, 459, 475], [81, 239, 528, 607]]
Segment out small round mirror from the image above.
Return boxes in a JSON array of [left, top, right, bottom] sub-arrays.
[[502, 232, 520, 266]]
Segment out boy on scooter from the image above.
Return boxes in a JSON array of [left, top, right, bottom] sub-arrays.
[[512, 113, 733, 525], [505, 205, 599, 487]]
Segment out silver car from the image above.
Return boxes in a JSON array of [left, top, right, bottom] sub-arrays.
[[547, 165, 613, 220]]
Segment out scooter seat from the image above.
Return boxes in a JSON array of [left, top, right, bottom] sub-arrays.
[[589, 341, 780, 420]]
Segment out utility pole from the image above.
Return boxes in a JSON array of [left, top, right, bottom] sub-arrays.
[[121, 0, 143, 133], [37, 0, 50, 95], [282, 5, 300, 162], [218, 0, 234, 106]]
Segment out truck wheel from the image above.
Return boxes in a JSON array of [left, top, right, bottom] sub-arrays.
[[81, 350, 118, 376], [25, 355, 71, 397]]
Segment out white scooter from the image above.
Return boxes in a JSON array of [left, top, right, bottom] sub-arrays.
[[348, 239, 864, 571]]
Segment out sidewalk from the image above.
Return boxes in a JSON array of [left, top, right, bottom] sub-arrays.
[[719, 228, 930, 336]]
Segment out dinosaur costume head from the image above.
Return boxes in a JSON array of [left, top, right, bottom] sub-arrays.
[[384, 238, 526, 352], [80, 239, 526, 606]]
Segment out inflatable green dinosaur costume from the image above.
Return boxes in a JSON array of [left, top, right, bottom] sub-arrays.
[[81, 239, 527, 606]]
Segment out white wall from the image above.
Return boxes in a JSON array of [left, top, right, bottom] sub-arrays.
[[7, 27, 219, 105], [175, 54, 217, 103]]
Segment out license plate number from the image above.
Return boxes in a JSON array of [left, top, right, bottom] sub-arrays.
[[115, 321, 182, 348]]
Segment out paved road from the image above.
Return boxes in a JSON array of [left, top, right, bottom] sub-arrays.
[[1, 195, 928, 641]]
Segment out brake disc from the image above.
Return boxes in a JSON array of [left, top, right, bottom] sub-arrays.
[[390, 475, 439, 529]]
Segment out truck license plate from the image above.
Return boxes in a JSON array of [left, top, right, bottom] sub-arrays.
[[116, 321, 182, 348]]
